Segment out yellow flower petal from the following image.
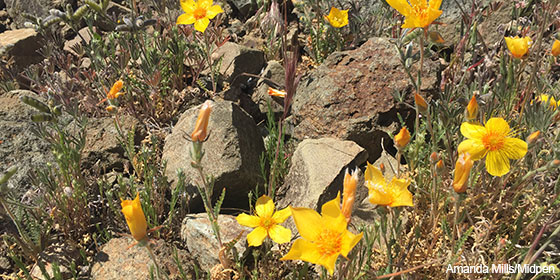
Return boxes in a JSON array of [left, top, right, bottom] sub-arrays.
[[236, 213, 260, 227], [247, 226, 268, 246], [271, 207, 291, 223], [120, 193, 148, 241], [340, 231, 363, 257], [502, 138, 528, 160], [255, 195, 275, 218], [461, 122, 486, 139], [280, 238, 320, 261], [268, 225, 291, 244], [385, 0, 412, 16], [429, 0, 443, 11], [206, 4, 224, 19], [388, 178, 414, 207], [485, 118, 510, 137], [364, 162, 384, 183], [458, 139, 486, 161], [177, 13, 196, 25], [320, 194, 347, 230], [485, 150, 510, 177], [367, 181, 393, 206], [198, 0, 212, 9], [194, 17, 210, 32], [180, 0, 196, 12], [290, 207, 323, 240]]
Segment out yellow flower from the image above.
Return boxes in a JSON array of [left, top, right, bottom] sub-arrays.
[[191, 100, 213, 142], [466, 94, 478, 121], [280, 195, 363, 275], [177, 0, 223, 33], [268, 87, 286, 98], [504, 36, 532, 59], [552, 40, 560, 57], [394, 127, 411, 149], [535, 94, 558, 110], [324, 7, 349, 28], [341, 168, 358, 223], [414, 93, 428, 113], [385, 0, 442, 29], [453, 153, 473, 193], [236, 195, 292, 246], [365, 162, 413, 207], [121, 193, 148, 242], [107, 80, 124, 100], [526, 131, 540, 145], [458, 118, 527, 177]]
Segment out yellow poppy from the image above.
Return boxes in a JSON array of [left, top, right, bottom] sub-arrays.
[[280, 194, 363, 275], [121, 193, 148, 242], [458, 118, 527, 177], [191, 100, 213, 142], [365, 162, 413, 207], [177, 0, 223, 33], [385, 0, 442, 29], [236, 195, 291, 246], [453, 153, 473, 193], [394, 127, 411, 149], [504, 36, 532, 59], [551, 40, 560, 57], [324, 7, 349, 28], [535, 94, 559, 110], [466, 94, 478, 121]]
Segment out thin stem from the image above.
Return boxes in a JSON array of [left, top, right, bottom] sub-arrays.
[[203, 31, 217, 93]]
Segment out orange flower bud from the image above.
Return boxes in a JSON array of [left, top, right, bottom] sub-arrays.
[[191, 100, 213, 142], [552, 40, 560, 57], [466, 94, 478, 121], [268, 87, 287, 98], [436, 159, 445, 173], [121, 193, 148, 241], [414, 93, 428, 113], [428, 30, 445, 44], [379, 163, 385, 174], [341, 168, 358, 223], [527, 131, 540, 144], [107, 80, 124, 100], [106, 105, 117, 113], [395, 127, 411, 149], [453, 153, 473, 193], [430, 152, 439, 163]]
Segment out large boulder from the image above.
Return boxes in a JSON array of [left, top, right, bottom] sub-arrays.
[[180, 213, 248, 271], [290, 37, 439, 163], [276, 138, 368, 211], [5, 0, 74, 28], [251, 60, 285, 119], [162, 100, 265, 211], [0, 29, 42, 70], [212, 42, 265, 87], [91, 237, 197, 280]]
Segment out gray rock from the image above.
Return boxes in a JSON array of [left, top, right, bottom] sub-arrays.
[[290, 37, 438, 163], [212, 42, 265, 87], [252, 60, 285, 117], [0, 90, 52, 194], [276, 138, 368, 211], [91, 237, 198, 280], [226, 0, 256, 19], [5, 0, 72, 28], [180, 213, 248, 271], [30, 241, 79, 280], [63, 27, 93, 56], [0, 28, 42, 70], [162, 100, 265, 211]]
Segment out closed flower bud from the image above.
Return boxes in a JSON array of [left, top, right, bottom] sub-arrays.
[[466, 94, 479, 121], [453, 153, 473, 193], [414, 93, 428, 113], [526, 131, 540, 145], [504, 36, 532, 59], [341, 168, 358, 223], [436, 159, 445, 173], [430, 152, 439, 163], [191, 100, 213, 142], [395, 127, 411, 149], [121, 193, 148, 241], [552, 40, 560, 57]]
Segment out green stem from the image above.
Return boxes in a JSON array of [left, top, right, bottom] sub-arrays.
[[203, 31, 217, 93]]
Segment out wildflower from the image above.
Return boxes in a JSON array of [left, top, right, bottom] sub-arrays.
[[385, 0, 443, 29], [106, 105, 117, 113], [526, 131, 540, 145], [268, 87, 286, 98], [430, 151, 439, 163], [365, 162, 413, 207], [107, 80, 124, 100], [458, 117, 527, 177], [414, 93, 428, 113], [177, 0, 224, 33], [236, 195, 291, 246], [280, 194, 363, 275], [466, 94, 478, 121], [191, 100, 213, 142], [535, 94, 559, 110], [121, 193, 148, 242], [552, 40, 560, 57], [452, 153, 473, 193], [435, 159, 445, 173], [394, 127, 411, 149], [324, 7, 349, 28], [428, 30, 445, 44], [504, 36, 532, 59], [341, 168, 358, 223]]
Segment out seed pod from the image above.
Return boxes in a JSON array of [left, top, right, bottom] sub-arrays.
[[402, 28, 423, 45], [85, 0, 102, 13], [102, 0, 110, 10], [72, 5, 89, 21], [41, 15, 62, 28], [31, 113, 54, 123], [0, 166, 18, 186], [20, 95, 51, 113]]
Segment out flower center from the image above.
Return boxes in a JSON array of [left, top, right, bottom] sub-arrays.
[[259, 216, 274, 230], [315, 229, 342, 257], [482, 131, 505, 151], [193, 7, 207, 20]]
